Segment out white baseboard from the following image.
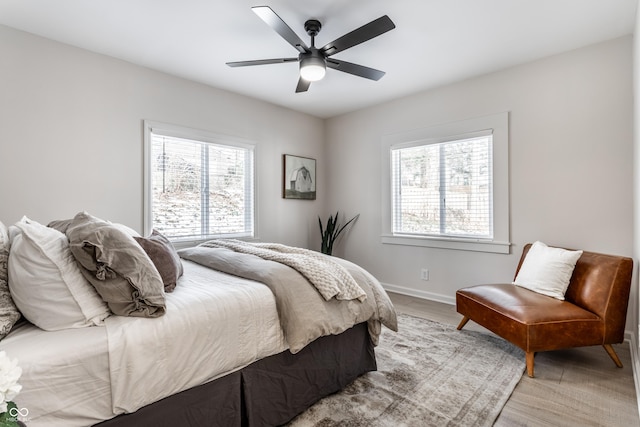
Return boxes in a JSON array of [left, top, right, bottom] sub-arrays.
[[384, 282, 640, 412], [381, 282, 456, 306]]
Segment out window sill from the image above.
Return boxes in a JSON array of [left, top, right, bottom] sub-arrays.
[[381, 234, 511, 254]]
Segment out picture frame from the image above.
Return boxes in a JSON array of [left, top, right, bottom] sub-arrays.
[[283, 154, 316, 200]]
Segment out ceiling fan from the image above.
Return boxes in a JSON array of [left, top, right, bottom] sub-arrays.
[[226, 6, 396, 93]]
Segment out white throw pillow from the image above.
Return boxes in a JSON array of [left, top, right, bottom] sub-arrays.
[[513, 241, 583, 300], [8, 217, 110, 330]]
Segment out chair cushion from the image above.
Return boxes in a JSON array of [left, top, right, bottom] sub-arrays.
[[456, 284, 603, 352]]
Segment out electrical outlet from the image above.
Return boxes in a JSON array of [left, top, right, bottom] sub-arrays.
[[420, 268, 429, 281]]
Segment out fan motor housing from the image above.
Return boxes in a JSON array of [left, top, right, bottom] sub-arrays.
[[304, 19, 322, 37]]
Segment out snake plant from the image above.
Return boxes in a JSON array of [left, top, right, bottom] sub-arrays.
[[318, 211, 359, 255]]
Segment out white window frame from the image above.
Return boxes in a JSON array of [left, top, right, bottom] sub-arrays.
[[381, 112, 510, 254], [143, 120, 257, 244]]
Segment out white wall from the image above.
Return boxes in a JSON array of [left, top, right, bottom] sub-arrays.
[[326, 37, 635, 330], [0, 25, 325, 249]]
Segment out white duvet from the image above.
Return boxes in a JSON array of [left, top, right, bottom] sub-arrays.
[[106, 260, 287, 415], [0, 261, 287, 426]]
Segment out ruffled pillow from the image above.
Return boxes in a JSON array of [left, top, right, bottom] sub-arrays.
[[66, 212, 166, 318]]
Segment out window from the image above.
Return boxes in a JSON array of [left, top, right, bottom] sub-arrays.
[[382, 113, 509, 253], [391, 132, 493, 238], [144, 121, 255, 242]]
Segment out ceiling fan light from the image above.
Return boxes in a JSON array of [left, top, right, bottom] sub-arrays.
[[300, 55, 326, 82]]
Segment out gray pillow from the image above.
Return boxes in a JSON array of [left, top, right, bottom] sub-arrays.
[[134, 230, 183, 293], [47, 218, 73, 234], [66, 212, 166, 318], [0, 221, 21, 339]]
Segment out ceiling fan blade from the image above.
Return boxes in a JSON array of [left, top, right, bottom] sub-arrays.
[[326, 59, 385, 81], [252, 6, 309, 54], [226, 58, 298, 67], [295, 77, 311, 93], [320, 15, 395, 57]]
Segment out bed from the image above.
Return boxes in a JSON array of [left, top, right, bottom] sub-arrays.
[[0, 214, 397, 427]]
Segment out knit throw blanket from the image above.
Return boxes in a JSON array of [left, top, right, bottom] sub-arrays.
[[200, 239, 366, 302]]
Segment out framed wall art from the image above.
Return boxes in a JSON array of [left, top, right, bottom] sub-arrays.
[[283, 154, 316, 200]]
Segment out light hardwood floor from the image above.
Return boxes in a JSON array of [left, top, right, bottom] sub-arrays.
[[388, 292, 640, 427]]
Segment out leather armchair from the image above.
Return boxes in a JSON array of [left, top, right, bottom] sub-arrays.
[[456, 244, 633, 377]]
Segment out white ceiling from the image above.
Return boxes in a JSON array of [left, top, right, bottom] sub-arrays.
[[0, 0, 637, 118]]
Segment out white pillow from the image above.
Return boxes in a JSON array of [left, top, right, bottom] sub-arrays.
[[513, 241, 583, 300], [8, 217, 110, 330]]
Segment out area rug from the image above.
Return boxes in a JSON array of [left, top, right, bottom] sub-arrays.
[[287, 313, 525, 427]]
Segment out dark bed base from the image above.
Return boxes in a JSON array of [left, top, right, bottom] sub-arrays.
[[95, 322, 375, 427]]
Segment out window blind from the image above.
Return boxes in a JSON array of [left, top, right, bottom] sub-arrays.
[[391, 133, 493, 239], [149, 132, 254, 240]]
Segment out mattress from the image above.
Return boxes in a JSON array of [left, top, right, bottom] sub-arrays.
[[0, 260, 288, 427]]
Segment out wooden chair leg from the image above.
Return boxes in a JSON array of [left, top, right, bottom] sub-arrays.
[[525, 352, 535, 377], [603, 344, 624, 368], [456, 316, 470, 330]]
